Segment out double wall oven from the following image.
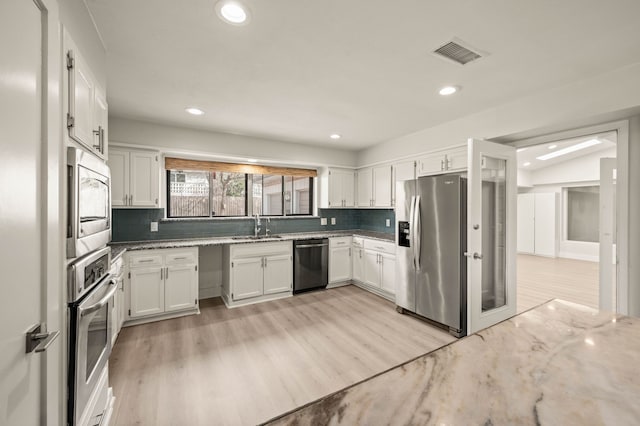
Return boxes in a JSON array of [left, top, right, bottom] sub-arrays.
[[66, 146, 114, 425]]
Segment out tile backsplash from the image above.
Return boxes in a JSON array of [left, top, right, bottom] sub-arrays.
[[112, 208, 395, 242]]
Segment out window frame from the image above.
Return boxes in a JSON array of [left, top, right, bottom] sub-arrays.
[[165, 169, 313, 218]]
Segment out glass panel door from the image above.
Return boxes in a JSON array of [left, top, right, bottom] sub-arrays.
[[467, 139, 517, 333]]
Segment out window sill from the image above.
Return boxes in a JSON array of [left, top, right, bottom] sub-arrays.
[[160, 216, 321, 223]]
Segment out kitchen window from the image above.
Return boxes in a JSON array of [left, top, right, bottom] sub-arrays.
[[165, 158, 315, 218]]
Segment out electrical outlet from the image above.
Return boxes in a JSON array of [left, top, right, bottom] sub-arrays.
[[150, 222, 158, 232], [331, 217, 336, 225], [320, 218, 327, 226], [386, 219, 391, 227]]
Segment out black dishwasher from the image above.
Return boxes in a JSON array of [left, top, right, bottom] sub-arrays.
[[293, 239, 329, 294]]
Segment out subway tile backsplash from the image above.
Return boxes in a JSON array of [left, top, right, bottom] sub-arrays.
[[111, 208, 395, 242]]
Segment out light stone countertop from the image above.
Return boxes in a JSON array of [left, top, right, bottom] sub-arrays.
[[109, 230, 393, 262], [264, 299, 640, 425]]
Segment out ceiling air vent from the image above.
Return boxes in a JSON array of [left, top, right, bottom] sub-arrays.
[[433, 41, 483, 65]]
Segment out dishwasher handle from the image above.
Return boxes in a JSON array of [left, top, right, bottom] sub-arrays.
[[296, 243, 329, 248]]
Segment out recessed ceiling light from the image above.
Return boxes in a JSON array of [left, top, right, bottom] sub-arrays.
[[548, 144, 558, 150], [247, 159, 257, 163], [215, 1, 250, 25], [439, 86, 459, 96], [536, 139, 601, 161], [185, 107, 204, 116], [330, 134, 341, 140], [523, 162, 531, 167]]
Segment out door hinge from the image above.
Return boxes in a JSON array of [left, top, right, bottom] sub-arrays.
[[128, 271, 131, 279], [66, 113, 74, 129], [128, 309, 131, 316], [66, 51, 74, 69], [155, 155, 158, 161], [231, 262, 234, 268], [195, 298, 198, 305], [195, 265, 198, 271]]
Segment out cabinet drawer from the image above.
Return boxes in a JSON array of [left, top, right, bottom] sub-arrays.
[[129, 253, 163, 267], [352, 237, 364, 248], [330, 237, 352, 248], [364, 239, 396, 255], [165, 249, 198, 265]]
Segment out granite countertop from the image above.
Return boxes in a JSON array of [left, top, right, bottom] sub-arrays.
[[109, 229, 393, 260], [265, 300, 640, 425]]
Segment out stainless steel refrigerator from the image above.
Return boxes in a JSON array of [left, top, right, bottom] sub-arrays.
[[395, 174, 467, 337]]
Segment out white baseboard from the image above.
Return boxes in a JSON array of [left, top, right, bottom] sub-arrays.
[[558, 252, 599, 262]]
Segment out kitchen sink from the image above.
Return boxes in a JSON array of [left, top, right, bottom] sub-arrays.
[[231, 235, 283, 240]]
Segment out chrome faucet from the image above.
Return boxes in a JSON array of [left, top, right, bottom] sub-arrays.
[[254, 214, 261, 237], [265, 217, 271, 237]]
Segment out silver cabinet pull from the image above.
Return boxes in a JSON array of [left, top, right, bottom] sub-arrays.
[[348, 248, 351, 257], [123, 195, 127, 204], [139, 259, 154, 263], [26, 324, 60, 354], [160, 267, 163, 280], [165, 267, 169, 279], [264, 258, 268, 268], [129, 194, 133, 205]]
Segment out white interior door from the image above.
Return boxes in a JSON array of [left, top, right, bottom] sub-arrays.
[[0, 0, 50, 424], [467, 139, 517, 334], [599, 158, 617, 312]]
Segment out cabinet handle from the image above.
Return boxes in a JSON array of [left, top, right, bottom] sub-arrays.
[[160, 268, 163, 280], [348, 248, 351, 257], [264, 258, 268, 268], [129, 194, 133, 205], [441, 159, 445, 171], [359, 249, 362, 259], [165, 267, 169, 279], [139, 259, 154, 263], [123, 195, 127, 205]]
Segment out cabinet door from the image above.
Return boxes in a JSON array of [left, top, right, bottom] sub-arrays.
[[373, 165, 392, 207], [329, 246, 351, 283], [231, 257, 264, 300], [357, 168, 373, 207], [418, 152, 445, 176], [130, 267, 164, 318], [110, 284, 119, 347], [328, 170, 343, 207], [342, 171, 355, 207], [364, 250, 381, 288], [165, 264, 198, 312], [130, 151, 159, 207], [352, 248, 364, 282], [263, 254, 292, 295], [108, 149, 129, 207], [446, 146, 467, 171], [93, 86, 108, 157], [117, 276, 125, 332], [380, 253, 396, 294], [68, 49, 94, 149]]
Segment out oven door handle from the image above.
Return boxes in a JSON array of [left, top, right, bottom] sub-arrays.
[[79, 280, 117, 317]]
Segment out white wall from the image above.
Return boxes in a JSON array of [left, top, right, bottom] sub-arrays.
[[627, 115, 640, 316], [109, 117, 358, 168], [519, 148, 617, 262], [358, 62, 640, 166]]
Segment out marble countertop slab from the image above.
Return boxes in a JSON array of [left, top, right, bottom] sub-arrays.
[[109, 229, 393, 256], [265, 300, 640, 426]]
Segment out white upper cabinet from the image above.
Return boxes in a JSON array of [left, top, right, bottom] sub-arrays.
[[324, 168, 355, 208], [65, 34, 108, 160], [392, 160, 416, 207], [356, 165, 392, 208], [418, 146, 467, 176], [108, 147, 160, 208], [357, 168, 373, 207]]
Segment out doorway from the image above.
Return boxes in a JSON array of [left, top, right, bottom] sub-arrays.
[[515, 131, 617, 313]]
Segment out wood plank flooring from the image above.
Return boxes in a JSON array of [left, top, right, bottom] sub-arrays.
[[109, 285, 455, 426], [517, 254, 599, 313]]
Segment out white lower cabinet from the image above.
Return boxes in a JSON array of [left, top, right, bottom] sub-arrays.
[[329, 237, 352, 284], [109, 256, 125, 346], [352, 238, 396, 300], [222, 241, 293, 307], [126, 247, 198, 323]]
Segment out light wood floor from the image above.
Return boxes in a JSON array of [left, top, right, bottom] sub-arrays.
[[517, 254, 599, 313], [109, 285, 455, 425]]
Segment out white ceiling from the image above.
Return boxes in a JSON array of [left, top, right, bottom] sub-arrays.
[[517, 131, 616, 171], [86, 0, 640, 151]]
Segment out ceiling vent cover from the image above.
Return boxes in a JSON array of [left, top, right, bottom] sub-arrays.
[[433, 41, 482, 65]]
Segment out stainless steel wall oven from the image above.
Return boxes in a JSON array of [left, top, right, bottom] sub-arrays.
[[67, 246, 116, 425], [67, 146, 111, 259]]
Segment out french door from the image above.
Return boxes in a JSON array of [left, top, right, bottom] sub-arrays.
[[467, 139, 517, 333]]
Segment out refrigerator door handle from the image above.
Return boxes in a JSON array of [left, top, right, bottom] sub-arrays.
[[414, 195, 422, 270], [409, 195, 416, 267]]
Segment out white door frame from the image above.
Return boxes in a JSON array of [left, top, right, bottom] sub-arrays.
[[599, 158, 616, 311], [507, 120, 630, 315]]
